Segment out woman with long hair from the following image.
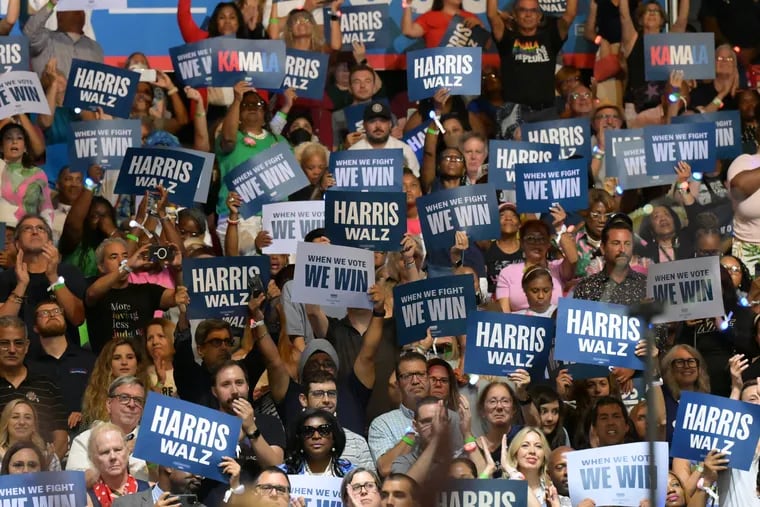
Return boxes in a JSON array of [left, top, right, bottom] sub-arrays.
[[502, 427, 561, 507], [0, 123, 53, 226], [81, 339, 149, 428], [659, 345, 711, 443], [341, 467, 382, 507], [0, 400, 59, 470], [281, 408, 354, 477], [144, 318, 177, 397], [690, 44, 741, 112], [496, 219, 577, 313], [529, 387, 569, 450], [401, 0, 483, 48]]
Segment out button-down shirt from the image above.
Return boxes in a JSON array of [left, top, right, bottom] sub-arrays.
[[572, 268, 647, 304]]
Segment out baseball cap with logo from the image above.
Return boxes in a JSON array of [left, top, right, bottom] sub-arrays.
[[363, 100, 392, 122]]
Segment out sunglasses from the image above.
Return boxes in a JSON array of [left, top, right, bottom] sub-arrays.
[[299, 423, 333, 438]]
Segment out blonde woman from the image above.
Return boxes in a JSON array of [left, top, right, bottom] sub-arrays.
[[502, 427, 561, 507], [0, 400, 60, 470]]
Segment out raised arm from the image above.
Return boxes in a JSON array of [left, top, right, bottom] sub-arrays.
[[249, 295, 291, 402], [328, 0, 343, 51], [0, 0, 20, 36], [619, 0, 638, 57], [354, 285, 386, 389], [486, 0, 506, 42], [220, 82, 251, 154], [584, 0, 599, 42], [177, 0, 209, 42], [671, 0, 690, 33], [559, 0, 578, 39], [23, 2, 54, 57], [401, 3, 425, 38]]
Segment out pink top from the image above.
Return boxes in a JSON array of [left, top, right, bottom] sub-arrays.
[[495, 259, 564, 312]]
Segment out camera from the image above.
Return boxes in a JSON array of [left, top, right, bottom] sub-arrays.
[[148, 245, 176, 262]]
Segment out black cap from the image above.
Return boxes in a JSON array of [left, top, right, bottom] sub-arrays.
[[363, 101, 391, 122]]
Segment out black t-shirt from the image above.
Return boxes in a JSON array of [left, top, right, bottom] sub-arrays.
[[0, 373, 68, 441], [689, 81, 738, 110], [0, 264, 87, 357], [484, 242, 523, 293], [495, 18, 564, 107], [85, 283, 166, 355], [27, 345, 95, 415], [700, 0, 760, 48]]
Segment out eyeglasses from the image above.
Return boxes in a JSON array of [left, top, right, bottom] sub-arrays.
[[203, 338, 234, 348], [589, 211, 612, 221], [292, 17, 311, 25], [0, 340, 27, 351], [645, 6, 661, 13], [485, 398, 513, 407], [570, 92, 592, 100], [671, 358, 699, 369], [717, 56, 735, 62], [299, 423, 333, 438], [594, 113, 622, 121], [721, 264, 741, 273], [310, 389, 337, 399], [398, 371, 427, 382], [36, 308, 63, 318], [523, 234, 548, 244], [442, 155, 464, 163], [429, 376, 450, 385], [350, 482, 378, 493], [241, 100, 266, 110], [19, 224, 47, 234], [109, 393, 146, 407], [255, 484, 290, 496]]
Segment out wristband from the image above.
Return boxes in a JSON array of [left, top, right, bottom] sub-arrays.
[[711, 97, 724, 108], [227, 218, 240, 226], [463, 440, 478, 453], [276, 111, 288, 120], [167, 87, 179, 96], [696, 478, 718, 502], [269, 17, 279, 24], [401, 435, 415, 447], [223, 484, 246, 503], [251, 320, 266, 329], [518, 396, 532, 406], [426, 127, 439, 136], [47, 276, 65, 293], [478, 472, 491, 479], [329, 11, 340, 20], [126, 233, 139, 242], [47, 1, 55, 9], [119, 259, 133, 274], [373, 308, 386, 318], [195, 111, 206, 118], [649, 376, 663, 387]]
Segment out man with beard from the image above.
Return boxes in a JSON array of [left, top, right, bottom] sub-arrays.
[[0, 214, 86, 357], [548, 446, 574, 506], [198, 360, 285, 507], [67, 376, 150, 482], [348, 100, 420, 176], [28, 299, 94, 431], [114, 466, 204, 507]]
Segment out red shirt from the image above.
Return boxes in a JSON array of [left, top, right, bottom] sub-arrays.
[[415, 10, 480, 48]]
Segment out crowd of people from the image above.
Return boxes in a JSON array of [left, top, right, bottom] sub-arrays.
[[0, 0, 755, 505]]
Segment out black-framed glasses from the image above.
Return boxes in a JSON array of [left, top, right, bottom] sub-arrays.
[[203, 338, 234, 348], [109, 393, 146, 407], [672, 358, 699, 369], [350, 482, 378, 493], [299, 423, 333, 438], [429, 376, 450, 385], [398, 371, 427, 382], [309, 389, 337, 399], [36, 308, 63, 318], [255, 484, 290, 496]]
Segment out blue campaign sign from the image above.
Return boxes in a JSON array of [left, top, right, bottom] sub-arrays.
[[403, 122, 427, 166], [134, 392, 242, 483], [67, 119, 141, 172], [671, 391, 760, 471], [115, 147, 214, 207], [183, 255, 270, 325], [325, 190, 406, 250], [210, 38, 286, 89], [439, 15, 491, 48], [672, 110, 742, 160], [283, 49, 329, 101], [644, 32, 715, 81], [488, 140, 560, 191], [522, 117, 591, 161], [644, 122, 716, 176], [330, 149, 403, 192], [439, 479, 528, 507], [565, 362, 613, 380], [393, 274, 477, 344], [223, 142, 309, 218], [464, 311, 553, 378], [417, 183, 500, 249], [325, 5, 391, 51], [343, 98, 392, 134], [608, 138, 676, 190], [0, 35, 29, 73], [63, 59, 139, 118], [604, 127, 643, 180], [555, 298, 645, 370], [406, 46, 481, 102], [169, 39, 215, 88], [0, 471, 86, 507], [514, 159, 588, 213]]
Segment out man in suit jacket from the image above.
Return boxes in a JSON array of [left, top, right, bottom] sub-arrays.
[[114, 465, 203, 507]]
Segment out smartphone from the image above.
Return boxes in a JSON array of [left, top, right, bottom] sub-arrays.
[[248, 273, 264, 298], [138, 69, 157, 82], [174, 494, 198, 506], [148, 245, 176, 263]]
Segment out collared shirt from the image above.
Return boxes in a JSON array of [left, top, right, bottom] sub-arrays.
[[28, 344, 95, 414], [67, 423, 150, 482], [572, 268, 647, 305], [343, 428, 376, 471], [151, 484, 166, 504], [0, 372, 68, 440]]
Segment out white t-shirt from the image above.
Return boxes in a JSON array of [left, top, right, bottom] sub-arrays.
[[727, 153, 760, 243]]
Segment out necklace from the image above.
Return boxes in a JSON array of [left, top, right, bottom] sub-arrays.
[[304, 458, 333, 476], [242, 130, 267, 146], [585, 235, 601, 249]]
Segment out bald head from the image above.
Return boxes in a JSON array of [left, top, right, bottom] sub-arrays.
[[549, 446, 573, 497]]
